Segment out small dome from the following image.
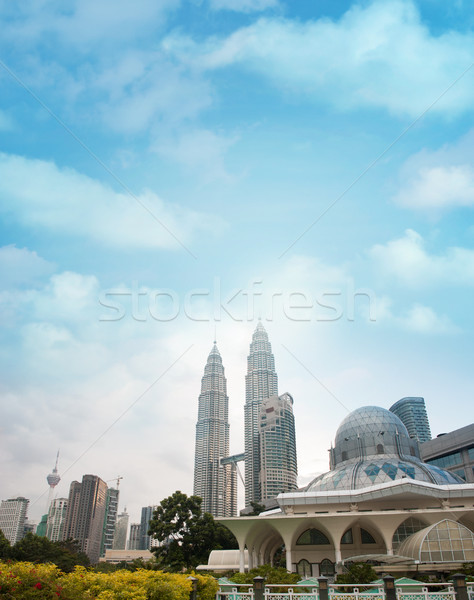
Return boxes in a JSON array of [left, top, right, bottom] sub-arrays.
[[335, 406, 409, 447]]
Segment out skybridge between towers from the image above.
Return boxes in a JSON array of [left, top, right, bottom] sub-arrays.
[[221, 453, 245, 486]]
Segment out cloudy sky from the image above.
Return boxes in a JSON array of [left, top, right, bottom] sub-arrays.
[[1, 0, 474, 526]]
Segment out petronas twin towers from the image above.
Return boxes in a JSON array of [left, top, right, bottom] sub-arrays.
[[193, 322, 298, 517]]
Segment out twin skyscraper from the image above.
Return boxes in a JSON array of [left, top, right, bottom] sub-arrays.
[[193, 322, 298, 517]]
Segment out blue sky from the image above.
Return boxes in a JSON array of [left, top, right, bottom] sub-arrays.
[[0, 0, 473, 524]]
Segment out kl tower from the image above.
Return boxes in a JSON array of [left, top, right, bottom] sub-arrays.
[[46, 451, 61, 512]]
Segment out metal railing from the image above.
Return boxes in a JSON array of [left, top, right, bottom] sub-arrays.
[[217, 575, 470, 600]]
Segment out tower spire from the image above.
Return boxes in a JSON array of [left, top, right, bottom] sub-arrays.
[[244, 323, 278, 506], [193, 342, 235, 517]]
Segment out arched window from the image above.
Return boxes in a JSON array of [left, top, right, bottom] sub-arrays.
[[296, 529, 330, 545], [361, 528, 376, 544], [341, 451, 348, 461], [341, 529, 353, 544], [392, 517, 427, 551], [320, 558, 335, 576], [376, 444, 384, 454], [297, 559, 312, 578]]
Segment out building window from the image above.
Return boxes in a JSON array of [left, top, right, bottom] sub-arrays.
[[297, 559, 312, 578], [360, 528, 376, 544], [296, 529, 330, 545], [341, 529, 353, 544], [320, 559, 335, 576], [392, 517, 427, 551]]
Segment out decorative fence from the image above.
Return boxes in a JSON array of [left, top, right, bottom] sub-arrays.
[[218, 580, 470, 600]]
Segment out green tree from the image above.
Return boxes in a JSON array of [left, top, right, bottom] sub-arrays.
[[247, 502, 266, 516], [11, 533, 89, 572], [0, 528, 11, 559], [230, 565, 300, 585], [335, 562, 378, 584], [148, 491, 236, 572]]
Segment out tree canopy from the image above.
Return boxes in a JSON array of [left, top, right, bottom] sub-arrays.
[[0, 532, 90, 572], [148, 490, 237, 571], [335, 562, 378, 584]]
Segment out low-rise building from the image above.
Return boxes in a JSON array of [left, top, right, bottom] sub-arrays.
[[421, 423, 474, 483]]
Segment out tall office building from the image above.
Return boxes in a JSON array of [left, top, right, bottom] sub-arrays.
[[139, 505, 156, 550], [46, 497, 68, 541], [390, 397, 432, 443], [113, 508, 129, 550], [0, 497, 29, 544], [244, 322, 279, 505], [128, 523, 141, 550], [101, 487, 119, 557], [194, 342, 236, 517], [259, 393, 298, 500], [62, 474, 108, 563]]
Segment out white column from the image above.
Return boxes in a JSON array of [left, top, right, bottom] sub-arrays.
[[239, 547, 245, 573], [248, 548, 254, 570], [286, 547, 293, 572]]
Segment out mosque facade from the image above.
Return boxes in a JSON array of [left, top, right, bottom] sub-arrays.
[[218, 406, 474, 576]]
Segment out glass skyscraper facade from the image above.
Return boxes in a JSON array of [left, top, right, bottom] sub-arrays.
[[259, 392, 298, 500], [193, 343, 236, 517], [389, 397, 432, 443], [244, 322, 279, 505]]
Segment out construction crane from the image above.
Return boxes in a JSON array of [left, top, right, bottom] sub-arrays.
[[106, 476, 123, 489]]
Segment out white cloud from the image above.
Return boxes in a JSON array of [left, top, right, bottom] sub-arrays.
[[153, 128, 238, 181], [394, 130, 474, 212], [395, 165, 474, 210], [1, 0, 179, 49], [0, 153, 223, 250], [164, 0, 474, 116], [398, 304, 458, 334], [209, 0, 279, 13], [369, 229, 474, 287], [0, 245, 55, 290], [93, 54, 213, 135]]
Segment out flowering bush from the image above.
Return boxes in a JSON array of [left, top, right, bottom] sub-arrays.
[[0, 561, 63, 598], [0, 561, 218, 599]]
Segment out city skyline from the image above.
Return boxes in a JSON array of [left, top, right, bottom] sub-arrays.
[[1, 0, 474, 527]]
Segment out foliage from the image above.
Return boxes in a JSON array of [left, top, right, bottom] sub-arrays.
[[0, 528, 12, 559], [0, 561, 64, 599], [335, 562, 378, 584], [230, 564, 300, 585], [247, 502, 266, 516], [460, 562, 474, 578], [148, 490, 236, 571], [0, 561, 217, 599], [11, 534, 89, 572]]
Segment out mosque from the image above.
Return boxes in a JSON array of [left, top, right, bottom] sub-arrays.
[[216, 406, 474, 577]]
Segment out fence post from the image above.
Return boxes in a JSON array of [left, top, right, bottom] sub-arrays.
[[452, 574, 468, 600], [254, 576, 265, 600], [187, 576, 198, 600], [319, 577, 329, 600], [383, 575, 396, 600]]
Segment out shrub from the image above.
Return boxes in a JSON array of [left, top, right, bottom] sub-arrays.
[[0, 561, 217, 600]]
